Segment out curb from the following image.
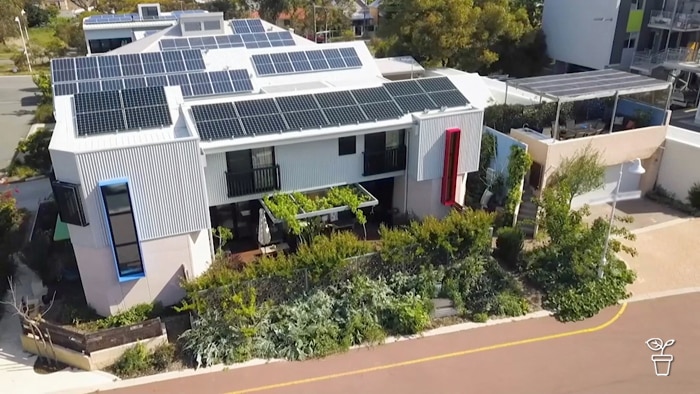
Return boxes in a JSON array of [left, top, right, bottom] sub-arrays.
[[52, 310, 553, 394]]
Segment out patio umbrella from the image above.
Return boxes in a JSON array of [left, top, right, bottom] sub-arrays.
[[258, 208, 272, 246]]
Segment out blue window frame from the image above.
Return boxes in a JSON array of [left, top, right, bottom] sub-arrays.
[[98, 179, 145, 281]]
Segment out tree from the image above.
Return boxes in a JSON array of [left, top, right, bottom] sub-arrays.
[[546, 146, 605, 206], [24, 0, 59, 28], [486, 28, 549, 78], [511, 0, 543, 27], [378, 0, 477, 67], [258, 0, 289, 22], [377, 0, 533, 70], [68, 0, 97, 10], [0, 0, 23, 45], [205, 0, 251, 20]]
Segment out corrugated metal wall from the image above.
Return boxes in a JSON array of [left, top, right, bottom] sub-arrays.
[[76, 139, 209, 247], [414, 109, 483, 181]]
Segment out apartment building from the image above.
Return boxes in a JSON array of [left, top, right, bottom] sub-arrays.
[[49, 13, 483, 316]]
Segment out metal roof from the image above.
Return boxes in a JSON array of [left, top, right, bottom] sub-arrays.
[[505, 69, 671, 102]]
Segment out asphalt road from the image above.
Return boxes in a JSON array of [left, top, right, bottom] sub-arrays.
[[98, 292, 700, 394], [0, 75, 39, 170]]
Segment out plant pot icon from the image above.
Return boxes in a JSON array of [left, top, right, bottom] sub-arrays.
[[651, 354, 673, 376]]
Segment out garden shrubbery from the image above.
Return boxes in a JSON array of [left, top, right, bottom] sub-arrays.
[[178, 209, 530, 367], [111, 342, 178, 378], [519, 149, 637, 321]]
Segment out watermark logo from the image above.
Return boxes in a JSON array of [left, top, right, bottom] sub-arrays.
[[645, 338, 675, 376]]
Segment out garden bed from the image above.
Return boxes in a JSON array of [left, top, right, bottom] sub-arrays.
[[261, 184, 378, 223]]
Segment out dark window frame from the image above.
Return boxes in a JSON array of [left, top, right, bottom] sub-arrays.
[[338, 136, 357, 156], [51, 180, 89, 227], [99, 180, 145, 281]]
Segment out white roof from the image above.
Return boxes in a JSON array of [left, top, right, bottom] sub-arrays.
[[374, 57, 424, 76], [426, 69, 495, 109], [51, 16, 483, 155]]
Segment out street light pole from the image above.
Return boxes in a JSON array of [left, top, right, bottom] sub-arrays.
[[598, 158, 646, 279], [21, 10, 30, 45], [14, 16, 32, 73]]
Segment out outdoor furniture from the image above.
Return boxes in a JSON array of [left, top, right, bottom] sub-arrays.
[[260, 242, 290, 256], [566, 119, 576, 129]]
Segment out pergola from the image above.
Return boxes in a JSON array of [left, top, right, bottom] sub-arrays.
[[504, 69, 672, 139]]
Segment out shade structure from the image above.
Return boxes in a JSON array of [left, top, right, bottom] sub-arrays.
[[258, 208, 272, 246], [505, 69, 671, 102]]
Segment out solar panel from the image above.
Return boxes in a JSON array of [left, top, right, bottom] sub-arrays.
[[196, 119, 245, 140], [97, 56, 122, 78], [192, 102, 238, 121], [210, 70, 234, 94], [276, 95, 319, 112], [75, 57, 99, 80], [141, 52, 165, 74], [51, 58, 75, 83], [240, 114, 287, 135], [351, 87, 392, 104], [428, 90, 469, 108], [162, 51, 187, 73], [125, 106, 171, 130], [119, 54, 144, 76], [288, 51, 312, 72], [235, 98, 279, 117], [384, 80, 424, 96], [360, 102, 403, 121], [102, 79, 124, 91], [189, 72, 214, 96], [121, 87, 168, 108], [182, 49, 206, 70], [54, 83, 77, 96], [392, 94, 438, 113], [284, 109, 328, 130], [76, 111, 126, 135], [270, 53, 294, 74], [231, 19, 251, 34], [323, 106, 367, 126], [417, 77, 457, 92], [250, 54, 276, 76], [74, 91, 122, 114], [123, 77, 147, 89], [78, 81, 101, 93], [168, 74, 192, 96], [146, 75, 168, 87], [230, 69, 254, 92], [338, 47, 362, 67], [315, 91, 356, 108]]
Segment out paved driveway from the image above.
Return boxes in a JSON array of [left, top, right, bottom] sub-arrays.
[[0, 76, 39, 170], [586, 198, 687, 232]]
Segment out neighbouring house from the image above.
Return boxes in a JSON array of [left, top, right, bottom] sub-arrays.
[[48, 12, 483, 316], [543, 0, 700, 107], [507, 70, 672, 214]]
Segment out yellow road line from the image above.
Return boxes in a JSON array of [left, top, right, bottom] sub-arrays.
[[229, 303, 628, 394]]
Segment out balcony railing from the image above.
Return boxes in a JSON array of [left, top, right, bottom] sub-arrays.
[[363, 146, 407, 176], [225, 165, 280, 198], [632, 47, 700, 69], [649, 10, 700, 30]]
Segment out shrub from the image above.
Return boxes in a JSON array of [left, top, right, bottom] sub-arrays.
[[7, 164, 39, 178], [34, 103, 55, 123], [112, 343, 151, 378], [150, 343, 176, 371], [688, 182, 700, 210], [471, 312, 488, 323], [382, 294, 430, 335], [495, 227, 524, 270], [77, 302, 161, 331], [493, 292, 530, 317]]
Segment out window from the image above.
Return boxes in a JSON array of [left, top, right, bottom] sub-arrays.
[[623, 32, 638, 49], [99, 180, 144, 281], [630, 0, 644, 10], [51, 181, 89, 227], [203, 20, 220, 31], [184, 22, 202, 32], [141, 6, 159, 18], [88, 38, 132, 54], [440, 128, 461, 206], [338, 136, 356, 156]]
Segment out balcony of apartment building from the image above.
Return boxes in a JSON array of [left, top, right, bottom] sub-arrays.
[[224, 148, 281, 198], [504, 70, 671, 200], [631, 46, 700, 73], [648, 10, 700, 31]]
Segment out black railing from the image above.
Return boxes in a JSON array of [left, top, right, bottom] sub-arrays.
[[363, 145, 407, 176], [225, 165, 280, 198]]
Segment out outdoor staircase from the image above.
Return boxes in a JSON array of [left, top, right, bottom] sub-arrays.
[[516, 189, 537, 238], [431, 298, 458, 319]]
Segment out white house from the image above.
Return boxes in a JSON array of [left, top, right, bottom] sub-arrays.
[[49, 12, 484, 316]]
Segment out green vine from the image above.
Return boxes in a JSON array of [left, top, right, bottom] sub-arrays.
[[479, 133, 497, 173], [263, 186, 371, 236], [504, 145, 533, 224]]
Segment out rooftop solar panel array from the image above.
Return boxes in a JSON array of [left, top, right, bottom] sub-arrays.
[[190, 77, 469, 141], [83, 10, 207, 25], [158, 31, 295, 51], [73, 87, 172, 136], [250, 47, 362, 76], [51, 50, 254, 98]]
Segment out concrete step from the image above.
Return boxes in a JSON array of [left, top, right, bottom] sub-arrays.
[[432, 306, 459, 319], [432, 298, 454, 309]]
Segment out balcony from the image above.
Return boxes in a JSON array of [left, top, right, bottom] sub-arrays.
[[631, 47, 700, 71], [362, 145, 406, 176], [649, 10, 700, 31], [225, 165, 280, 198]]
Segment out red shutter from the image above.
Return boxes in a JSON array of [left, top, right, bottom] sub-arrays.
[[441, 128, 461, 206]]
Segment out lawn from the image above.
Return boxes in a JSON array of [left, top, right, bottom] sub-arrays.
[[28, 27, 57, 48]]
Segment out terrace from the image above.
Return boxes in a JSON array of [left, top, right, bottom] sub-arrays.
[[504, 70, 672, 142]]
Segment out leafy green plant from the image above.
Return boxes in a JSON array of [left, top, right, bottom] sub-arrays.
[[14, 128, 53, 175], [504, 145, 532, 223], [381, 294, 430, 335], [493, 292, 530, 317], [111, 343, 151, 378], [471, 312, 488, 323], [150, 343, 177, 371], [76, 303, 161, 332], [211, 226, 233, 255], [495, 226, 524, 270], [687, 182, 700, 210], [33, 103, 55, 123]]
